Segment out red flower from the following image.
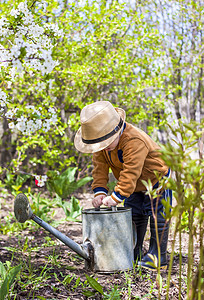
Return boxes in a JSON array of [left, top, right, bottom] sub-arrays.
[[35, 179, 39, 186]]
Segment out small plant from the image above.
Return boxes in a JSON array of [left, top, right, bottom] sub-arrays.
[[56, 195, 82, 222], [84, 274, 122, 299], [159, 120, 204, 299], [0, 212, 31, 235], [46, 167, 92, 222], [29, 192, 55, 222], [124, 271, 133, 299], [4, 171, 30, 196], [84, 274, 105, 297], [54, 272, 82, 293], [0, 261, 21, 300], [47, 167, 92, 199]]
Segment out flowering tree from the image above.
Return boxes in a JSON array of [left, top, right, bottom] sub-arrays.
[[0, 0, 66, 184], [1, 0, 168, 184]]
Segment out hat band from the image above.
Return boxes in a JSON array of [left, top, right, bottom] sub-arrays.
[[82, 118, 123, 144]]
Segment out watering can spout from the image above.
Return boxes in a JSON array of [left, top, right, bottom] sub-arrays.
[[14, 193, 92, 262]]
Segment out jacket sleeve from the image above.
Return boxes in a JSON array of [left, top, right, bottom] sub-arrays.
[[113, 137, 149, 201], [92, 151, 110, 196]]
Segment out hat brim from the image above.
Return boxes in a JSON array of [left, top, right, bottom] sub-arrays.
[[74, 107, 126, 153]]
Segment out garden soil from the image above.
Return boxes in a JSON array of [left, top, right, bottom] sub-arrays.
[[0, 191, 201, 299]]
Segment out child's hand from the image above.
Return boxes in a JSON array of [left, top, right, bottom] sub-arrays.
[[92, 195, 106, 208], [102, 196, 117, 207]]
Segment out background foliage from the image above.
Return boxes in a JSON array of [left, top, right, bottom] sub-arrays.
[[2, 0, 203, 179]]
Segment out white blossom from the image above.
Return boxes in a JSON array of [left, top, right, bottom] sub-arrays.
[[10, 9, 20, 18], [5, 110, 14, 119], [8, 122, 15, 129], [48, 107, 55, 114], [0, 46, 11, 68], [0, 17, 7, 26], [22, 12, 34, 25], [16, 120, 26, 132], [37, 0, 47, 12], [12, 59, 24, 74], [36, 82, 46, 91], [18, 1, 29, 13], [44, 23, 64, 37], [43, 120, 51, 132], [35, 119, 42, 128], [41, 175, 47, 181], [28, 23, 44, 38], [35, 174, 47, 187], [0, 25, 9, 37], [10, 45, 21, 58], [37, 179, 45, 187], [26, 105, 35, 110], [10, 67, 17, 80], [16, 116, 27, 133], [0, 89, 8, 106], [13, 108, 19, 113], [0, 17, 9, 37], [48, 79, 54, 90], [14, 35, 25, 47], [50, 114, 58, 124], [7, 81, 12, 88], [0, 101, 6, 107], [35, 110, 42, 116]]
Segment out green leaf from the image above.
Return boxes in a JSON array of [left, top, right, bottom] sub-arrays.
[[0, 262, 6, 280], [0, 264, 21, 300], [62, 196, 82, 219], [19, 46, 27, 59], [82, 290, 96, 297], [61, 167, 77, 182], [85, 274, 104, 295], [47, 167, 92, 199]]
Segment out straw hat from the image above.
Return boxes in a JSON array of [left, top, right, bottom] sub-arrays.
[[74, 101, 126, 153]]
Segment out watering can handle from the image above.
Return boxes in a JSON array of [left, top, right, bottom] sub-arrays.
[[95, 206, 117, 211]]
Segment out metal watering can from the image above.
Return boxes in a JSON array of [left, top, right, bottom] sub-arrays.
[[14, 193, 135, 273]]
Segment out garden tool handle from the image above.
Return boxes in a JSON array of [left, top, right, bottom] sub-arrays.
[[95, 207, 117, 211]]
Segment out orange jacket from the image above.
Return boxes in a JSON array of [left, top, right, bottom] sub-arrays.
[[92, 123, 168, 201]]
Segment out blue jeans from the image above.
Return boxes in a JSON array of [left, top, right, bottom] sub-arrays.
[[124, 171, 172, 217]]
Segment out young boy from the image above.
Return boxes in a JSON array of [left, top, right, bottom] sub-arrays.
[[74, 101, 172, 270]]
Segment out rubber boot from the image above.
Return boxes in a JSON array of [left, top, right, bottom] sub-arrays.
[[138, 215, 169, 270], [133, 215, 149, 262]]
